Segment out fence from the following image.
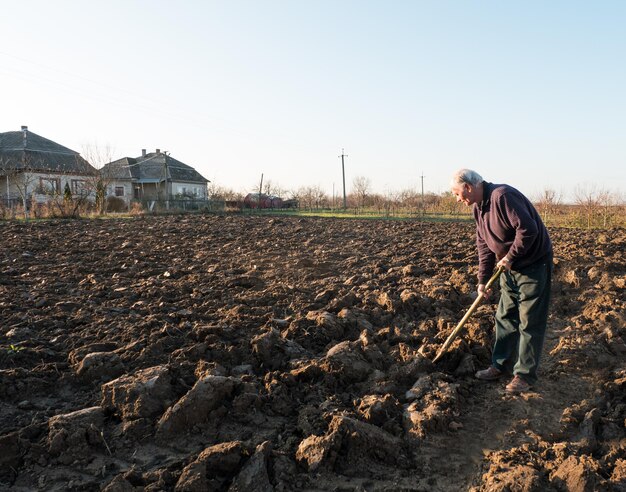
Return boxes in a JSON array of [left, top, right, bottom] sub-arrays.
[[142, 198, 225, 213], [237, 204, 625, 228]]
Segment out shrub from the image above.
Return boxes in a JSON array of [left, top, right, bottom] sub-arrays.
[[106, 197, 128, 213], [129, 201, 144, 215]]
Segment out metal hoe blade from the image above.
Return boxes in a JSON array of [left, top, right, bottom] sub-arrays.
[[432, 267, 504, 363]]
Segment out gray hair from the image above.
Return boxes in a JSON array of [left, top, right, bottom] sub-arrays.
[[451, 169, 483, 187]]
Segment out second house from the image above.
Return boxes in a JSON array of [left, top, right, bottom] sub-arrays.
[[102, 149, 209, 206]]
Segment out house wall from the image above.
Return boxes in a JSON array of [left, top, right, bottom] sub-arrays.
[[98, 178, 208, 204], [1, 172, 209, 207], [106, 181, 134, 203], [104, 179, 160, 204], [0, 171, 95, 203]]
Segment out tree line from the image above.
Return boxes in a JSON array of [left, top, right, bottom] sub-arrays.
[[1, 156, 623, 228], [208, 177, 625, 229]]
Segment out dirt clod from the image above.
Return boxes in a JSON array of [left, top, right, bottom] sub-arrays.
[[0, 216, 624, 490]]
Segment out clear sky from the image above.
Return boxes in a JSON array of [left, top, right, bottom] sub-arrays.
[[1, 0, 624, 201]]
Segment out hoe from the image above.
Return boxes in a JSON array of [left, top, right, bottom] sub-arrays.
[[433, 266, 504, 363]]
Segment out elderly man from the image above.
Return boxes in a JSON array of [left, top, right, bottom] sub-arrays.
[[450, 169, 553, 393]]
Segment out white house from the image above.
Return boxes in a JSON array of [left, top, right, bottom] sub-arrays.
[[0, 126, 97, 207], [101, 149, 209, 205]]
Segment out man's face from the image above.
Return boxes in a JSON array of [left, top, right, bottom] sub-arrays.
[[451, 183, 476, 206]]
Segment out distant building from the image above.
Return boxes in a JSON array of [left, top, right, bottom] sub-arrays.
[[0, 126, 96, 206], [244, 193, 283, 209], [243, 193, 298, 209], [101, 149, 209, 205]]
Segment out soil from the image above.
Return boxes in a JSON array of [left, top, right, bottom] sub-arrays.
[[0, 215, 624, 491]]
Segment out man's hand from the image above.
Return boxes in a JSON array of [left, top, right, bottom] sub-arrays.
[[496, 256, 513, 271], [478, 283, 492, 300]]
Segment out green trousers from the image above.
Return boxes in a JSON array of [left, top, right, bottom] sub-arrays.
[[492, 256, 552, 384]]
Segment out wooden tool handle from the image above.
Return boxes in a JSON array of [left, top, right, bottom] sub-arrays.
[[432, 267, 504, 363]]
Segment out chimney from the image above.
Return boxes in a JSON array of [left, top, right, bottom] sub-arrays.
[[22, 125, 28, 148], [142, 149, 146, 157], [156, 148, 160, 155]]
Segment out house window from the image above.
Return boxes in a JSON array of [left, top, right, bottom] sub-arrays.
[[176, 185, 201, 197], [71, 179, 87, 194], [115, 186, 125, 197], [40, 177, 61, 194]]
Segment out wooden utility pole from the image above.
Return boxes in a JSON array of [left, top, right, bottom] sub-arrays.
[[258, 173, 264, 209], [339, 149, 347, 209], [164, 151, 170, 210], [420, 172, 425, 217]]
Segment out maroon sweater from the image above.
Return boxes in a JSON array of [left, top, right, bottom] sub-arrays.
[[473, 182, 552, 284]]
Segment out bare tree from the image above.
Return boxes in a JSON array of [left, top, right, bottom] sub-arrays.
[[437, 191, 463, 216], [352, 176, 371, 210], [597, 188, 621, 228], [9, 170, 38, 218], [82, 144, 116, 215], [286, 188, 302, 208], [398, 188, 421, 211], [312, 185, 329, 209], [1, 153, 43, 219], [207, 182, 242, 201], [42, 174, 98, 218], [261, 179, 272, 196], [224, 189, 244, 202], [261, 180, 288, 198], [273, 183, 289, 199], [535, 188, 562, 225], [574, 184, 600, 229], [370, 193, 385, 214], [297, 186, 315, 210], [366, 189, 396, 216], [206, 181, 223, 199], [0, 157, 8, 203]]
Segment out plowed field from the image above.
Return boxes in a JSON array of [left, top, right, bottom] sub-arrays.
[[1, 215, 624, 491]]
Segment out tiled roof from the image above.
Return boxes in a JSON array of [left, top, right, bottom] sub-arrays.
[[101, 157, 135, 179], [102, 151, 208, 184], [0, 128, 96, 174]]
